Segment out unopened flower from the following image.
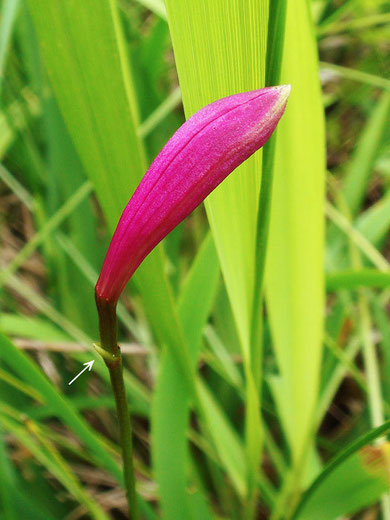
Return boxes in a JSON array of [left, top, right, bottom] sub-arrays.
[[96, 85, 290, 305]]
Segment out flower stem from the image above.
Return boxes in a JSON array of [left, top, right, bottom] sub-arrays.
[[95, 297, 139, 520]]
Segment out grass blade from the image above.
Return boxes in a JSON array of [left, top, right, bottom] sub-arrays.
[[343, 92, 390, 215], [320, 62, 390, 91], [0, 0, 20, 91], [0, 332, 121, 482], [0, 181, 92, 287], [326, 269, 390, 290], [152, 233, 219, 518], [293, 420, 390, 519]]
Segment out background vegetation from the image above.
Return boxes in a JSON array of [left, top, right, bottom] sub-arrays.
[[0, 0, 389, 518]]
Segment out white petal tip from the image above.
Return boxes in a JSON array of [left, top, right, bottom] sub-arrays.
[[277, 84, 291, 99]]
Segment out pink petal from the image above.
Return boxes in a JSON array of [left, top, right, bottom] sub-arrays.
[[96, 85, 290, 304]]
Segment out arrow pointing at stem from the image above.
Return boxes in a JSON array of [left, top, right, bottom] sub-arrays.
[[68, 360, 95, 386]]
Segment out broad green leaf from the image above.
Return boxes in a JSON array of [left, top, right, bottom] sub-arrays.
[[165, 0, 269, 356], [165, 2, 268, 505], [265, 0, 326, 462], [25, 0, 189, 371], [26, 1, 145, 223]]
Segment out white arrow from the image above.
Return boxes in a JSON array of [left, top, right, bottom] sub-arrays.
[[68, 360, 95, 386]]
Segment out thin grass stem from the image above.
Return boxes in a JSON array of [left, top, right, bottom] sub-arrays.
[[95, 298, 139, 520], [320, 62, 390, 91]]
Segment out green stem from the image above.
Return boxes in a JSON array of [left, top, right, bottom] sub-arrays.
[[95, 297, 139, 520], [107, 355, 138, 519], [250, 0, 288, 351], [244, 2, 288, 518]]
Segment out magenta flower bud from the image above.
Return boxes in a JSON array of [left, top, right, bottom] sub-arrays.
[[96, 85, 290, 305]]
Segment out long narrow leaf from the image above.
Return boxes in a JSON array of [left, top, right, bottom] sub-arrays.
[[165, 0, 269, 356], [152, 233, 219, 518]]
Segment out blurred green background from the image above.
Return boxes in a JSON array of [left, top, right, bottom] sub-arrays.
[[0, 0, 389, 518]]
